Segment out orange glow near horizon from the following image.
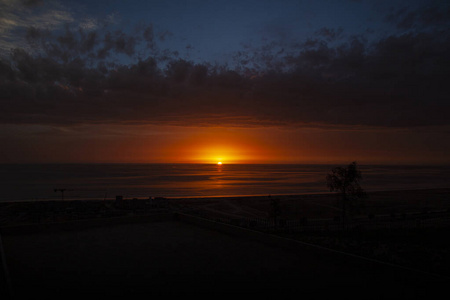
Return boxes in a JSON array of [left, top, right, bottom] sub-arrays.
[[185, 143, 253, 164], [160, 127, 276, 164], [37, 124, 448, 165], [7, 123, 450, 164]]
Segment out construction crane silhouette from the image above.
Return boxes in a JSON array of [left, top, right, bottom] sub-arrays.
[[54, 188, 73, 201]]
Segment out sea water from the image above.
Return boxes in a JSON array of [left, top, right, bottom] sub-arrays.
[[0, 164, 449, 202]]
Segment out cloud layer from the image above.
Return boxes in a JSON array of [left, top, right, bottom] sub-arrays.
[[1, 1, 450, 129]]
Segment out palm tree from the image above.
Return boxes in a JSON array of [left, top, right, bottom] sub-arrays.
[[326, 162, 366, 228]]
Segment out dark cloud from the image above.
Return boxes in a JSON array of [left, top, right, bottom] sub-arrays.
[[21, 0, 44, 7], [385, 4, 450, 30], [1, 18, 450, 129], [315, 27, 344, 42]]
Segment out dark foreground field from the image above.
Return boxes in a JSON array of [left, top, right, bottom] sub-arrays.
[[1, 188, 449, 298], [170, 189, 450, 277], [1, 219, 448, 299]]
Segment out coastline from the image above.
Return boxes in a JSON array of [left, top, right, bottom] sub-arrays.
[[1, 188, 449, 225], [2, 186, 450, 202]]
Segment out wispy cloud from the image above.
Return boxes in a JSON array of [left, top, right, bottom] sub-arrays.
[[0, 0, 75, 55]]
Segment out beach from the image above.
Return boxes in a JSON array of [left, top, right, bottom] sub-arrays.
[[1, 188, 450, 228], [1, 188, 449, 226]]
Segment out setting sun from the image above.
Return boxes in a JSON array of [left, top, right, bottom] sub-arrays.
[[217, 161, 222, 165]]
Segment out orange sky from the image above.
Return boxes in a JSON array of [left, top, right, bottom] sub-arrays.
[[161, 126, 450, 165], [2, 124, 449, 164]]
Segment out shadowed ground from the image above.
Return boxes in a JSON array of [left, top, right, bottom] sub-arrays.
[[1, 219, 447, 299]]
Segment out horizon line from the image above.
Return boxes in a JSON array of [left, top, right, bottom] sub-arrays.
[[1, 162, 450, 166]]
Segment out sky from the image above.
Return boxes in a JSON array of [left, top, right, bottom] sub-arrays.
[[0, 0, 449, 164]]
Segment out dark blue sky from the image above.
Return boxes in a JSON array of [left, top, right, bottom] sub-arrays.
[[2, 0, 442, 63], [55, 0, 433, 62]]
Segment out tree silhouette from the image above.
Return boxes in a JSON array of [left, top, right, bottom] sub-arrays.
[[326, 162, 366, 228]]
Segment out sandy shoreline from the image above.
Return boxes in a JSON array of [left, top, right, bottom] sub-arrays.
[[1, 188, 449, 226], [2, 187, 449, 201]]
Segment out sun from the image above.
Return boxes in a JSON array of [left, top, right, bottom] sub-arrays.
[[217, 161, 223, 165]]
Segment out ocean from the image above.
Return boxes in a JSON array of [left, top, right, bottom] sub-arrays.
[[1, 164, 450, 202]]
